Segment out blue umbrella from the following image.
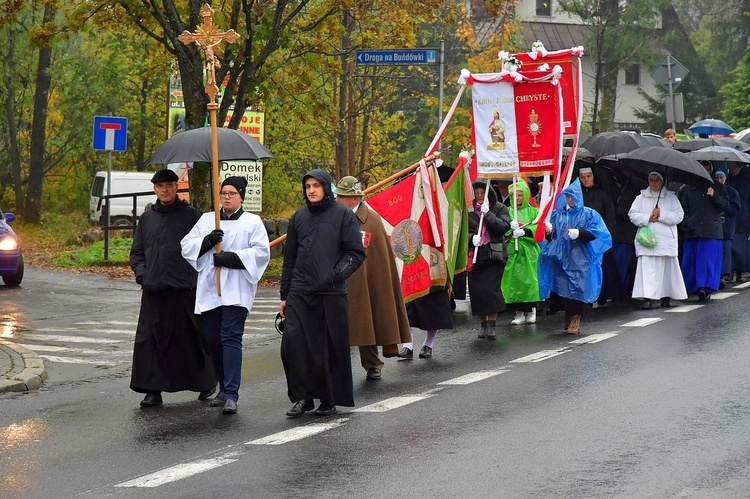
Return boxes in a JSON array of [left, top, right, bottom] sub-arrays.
[[688, 118, 735, 137]]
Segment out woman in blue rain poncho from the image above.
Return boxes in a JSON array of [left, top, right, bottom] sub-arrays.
[[501, 179, 541, 325], [538, 179, 612, 334]]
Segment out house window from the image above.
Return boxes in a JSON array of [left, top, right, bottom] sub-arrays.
[[625, 63, 641, 85], [536, 0, 551, 16]]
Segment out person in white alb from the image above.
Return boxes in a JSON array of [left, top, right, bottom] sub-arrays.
[[181, 176, 270, 415]]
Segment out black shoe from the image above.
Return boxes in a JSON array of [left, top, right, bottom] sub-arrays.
[[697, 288, 708, 302], [641, 299, 652, 310], [477, 322, 487, 339], [198, 383, 218, 400], [315, 402, 337, 416], [736, 272, 744, 283], [418, 345, 433, 359], [660, 297, 671, 307], [366, 368, 382, 380], [222, 399, 237, 415], [140, 392, 162, 407], [286, 399, 314, 418], [485, 321, 496, 340], [209, 391, 226, 407], [396, 347, 413, 359]]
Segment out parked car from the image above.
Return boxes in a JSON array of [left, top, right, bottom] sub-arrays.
[[0, 208, 23, 286]]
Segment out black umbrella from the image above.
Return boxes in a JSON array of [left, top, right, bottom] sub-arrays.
[[581, 131, 663, 156], [620, 146, 713, 189], [674, 137, 750, 152], [687, 146, 750, 167], [147, 127, 274, 165]]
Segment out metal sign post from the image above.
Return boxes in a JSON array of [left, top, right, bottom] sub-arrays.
[[92, 115, 128, 260], [651, 54, 689, 130]]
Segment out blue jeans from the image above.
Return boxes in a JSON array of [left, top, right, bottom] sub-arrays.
[[202, 306, 248, 402]]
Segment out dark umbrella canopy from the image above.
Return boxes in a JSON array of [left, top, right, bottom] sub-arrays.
[[674, 137, 750, 152], [581, 131, 664, 156], [147, 127, 274, 165], [687, 146, 750, 166], [688, 118, 735, 137], [620, 146, 714, 189]]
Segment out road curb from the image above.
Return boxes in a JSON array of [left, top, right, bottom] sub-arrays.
[[0, 339, 47, 393]]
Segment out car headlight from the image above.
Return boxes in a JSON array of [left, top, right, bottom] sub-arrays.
[[0, 237, 18, 251]]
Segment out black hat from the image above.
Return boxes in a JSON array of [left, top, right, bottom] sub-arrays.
[[221, 176, 248, 200], [151, 169, 179, 183]]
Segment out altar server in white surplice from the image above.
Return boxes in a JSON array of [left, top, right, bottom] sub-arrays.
[[181, 176, 270, 415]]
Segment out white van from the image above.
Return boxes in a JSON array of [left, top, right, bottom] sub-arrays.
[[88, 171, 155, 226]]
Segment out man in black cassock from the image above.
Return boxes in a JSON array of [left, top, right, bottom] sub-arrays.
[[129, 169, 216, 407]]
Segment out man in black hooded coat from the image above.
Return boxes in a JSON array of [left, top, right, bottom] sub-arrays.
[[279, 169, 366, 418]]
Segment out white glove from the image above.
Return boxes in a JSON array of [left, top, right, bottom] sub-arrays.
[[472, 234, 481, 247], [568, 228, 580, 240], [480, 202, 490, 214], [512, 228, 525, 239], [510, 221, 520, 230], [545, 222, 553, 234]]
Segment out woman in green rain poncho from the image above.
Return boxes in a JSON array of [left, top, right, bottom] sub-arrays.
[[501, 179, 541, 325]]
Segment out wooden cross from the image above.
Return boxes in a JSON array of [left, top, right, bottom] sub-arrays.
[[177, 3, 240, 296], [178, 3, 240, 110]]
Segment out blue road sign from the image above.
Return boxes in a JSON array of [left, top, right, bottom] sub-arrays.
[[93, 116, 128, 152], [355, 49, 437, 66]]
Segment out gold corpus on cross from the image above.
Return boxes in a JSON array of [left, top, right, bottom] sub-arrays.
[[178, 3, 240, 296]]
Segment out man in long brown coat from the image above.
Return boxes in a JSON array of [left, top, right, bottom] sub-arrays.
[[334, 176, 412, 380]]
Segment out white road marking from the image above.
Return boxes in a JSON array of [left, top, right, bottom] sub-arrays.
[[75, 321, 137, 326], [568, 332, 618, 344], [248, 305, 280, 309], [509, 348, 570, 363], [244, 318, 274, 323], [708, 292, 737, 300], [620, 318, 663, 327], [247, 419, 349, 445], [39, 355, 121, 366], [21, 334, 123, 344], [114, 456, 238, 488], [666, 305, 704, 313], [438, 368, 509, 385], [733, 281, 750, 289], [35, 328, 133, 335], [18, 344, 112, 355], [353, 391, 439, 412]]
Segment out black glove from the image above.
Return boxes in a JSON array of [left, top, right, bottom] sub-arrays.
[[213, 251, 245, 269], [135, 274, 143, 285], [207, 229, 224, 246]]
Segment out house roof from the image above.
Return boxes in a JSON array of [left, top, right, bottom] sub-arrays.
[[518, 22, 592, 51]]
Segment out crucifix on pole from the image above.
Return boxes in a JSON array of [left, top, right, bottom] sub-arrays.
[[178, 3, 240, 296]]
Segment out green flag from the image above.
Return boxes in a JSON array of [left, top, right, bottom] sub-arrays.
[[443, 166, 469, 283]]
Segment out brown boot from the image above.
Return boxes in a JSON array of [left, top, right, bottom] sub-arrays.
[[566, 314, 581, 334], [563, 312, 571, 332]]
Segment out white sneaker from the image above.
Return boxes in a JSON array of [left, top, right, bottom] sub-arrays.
[[525, 308, 537, 324], [510, 312, 526, 325]]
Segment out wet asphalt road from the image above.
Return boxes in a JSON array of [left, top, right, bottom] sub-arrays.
[[2, 268, 750, 498]]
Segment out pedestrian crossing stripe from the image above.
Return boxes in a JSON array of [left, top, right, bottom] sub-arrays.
[[666, 305, 704, 313], [38, 355, 122, 366], [18, 344, 113, 355], [568, 332, 618, 344], [708, 292, 738, 300], [247, 419, 349, 445], [21, 334, 124, 344], [75, 321, 137, 326], [620, 317, 663, 327], [438, 368, 509, 385], [36, 327, 134, 335], [509, 348, 570, 363], [733, 281, 750, 289], [115, 456, 239, 487]]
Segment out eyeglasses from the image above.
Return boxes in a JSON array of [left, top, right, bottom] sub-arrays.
[[219, 191, 239, 197]]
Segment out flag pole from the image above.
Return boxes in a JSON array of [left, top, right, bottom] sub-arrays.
[[269, 152, 442, 248]]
